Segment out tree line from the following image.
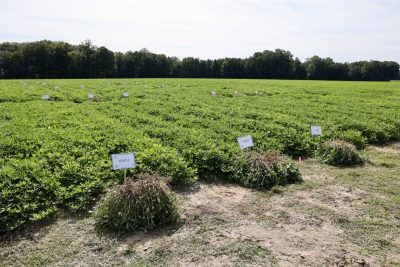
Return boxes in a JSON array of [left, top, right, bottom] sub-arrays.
[[0, 40, 398, 81]]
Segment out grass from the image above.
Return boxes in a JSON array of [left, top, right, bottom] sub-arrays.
[[1, 145, 399, 266]]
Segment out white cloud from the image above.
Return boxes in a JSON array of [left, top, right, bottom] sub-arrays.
[[0, 0, 399, 62]]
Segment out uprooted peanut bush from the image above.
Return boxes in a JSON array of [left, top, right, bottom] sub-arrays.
[[234, 150, 302, 190], [94, 173, 179, 232], [317, 139, 364, 166]]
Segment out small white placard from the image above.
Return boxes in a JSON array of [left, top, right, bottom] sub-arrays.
[[54, 86, 60, 90], [211, 91, 216, 96], [234, 91, 238, 94], [311, 125, 322, 136], [80, 85, 85, 89], [123, 92, 129, 97], [112, 153, 136, 170], [88, 94, 95, 99], [41, 95, 49, 100], [237, 135, 254, 149]]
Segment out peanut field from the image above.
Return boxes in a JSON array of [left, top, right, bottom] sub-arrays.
[[1, 79, 400, 232]]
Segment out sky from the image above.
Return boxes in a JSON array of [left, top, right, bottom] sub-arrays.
[[0, 0, 399, 63]]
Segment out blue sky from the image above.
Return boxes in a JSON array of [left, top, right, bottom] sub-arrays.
[[0, 0, 399, 62]]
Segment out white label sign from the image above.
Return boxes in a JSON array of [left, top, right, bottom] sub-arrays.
[[234, 91, 238, 94], [80, 85, 85, 89], [237, 135, 254, 149], [311, 125, 322, 136], [211, 91, 216, 96], [54, 86, 60, 90], [88, 94, 95, 99], [41, 95, 49, 100], [123, 92, 129, 97], [112, 153, 136, 170]]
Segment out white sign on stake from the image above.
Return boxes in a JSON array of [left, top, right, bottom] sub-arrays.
[[123, 92, 129, 97], [41, 95, 49, 100], [88, 94, 95, 99], [237, 135, 254, 149], [111, 153, 136, 170], [211, 91, 216, 96], [311, 125, 322, 136]]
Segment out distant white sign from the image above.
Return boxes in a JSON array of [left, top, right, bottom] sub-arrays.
[[123, 92, 129, 97], [54, 86, 60, 90], [112, 153, 136, 170], [80, 85, 85, 89], [211, 91, 217, 96], [237, 135, 254, 149], [41, 95, 49, 100], [88, 94, 95, 99], [234, 91, 238, 94], [311, 125, 322, 136]]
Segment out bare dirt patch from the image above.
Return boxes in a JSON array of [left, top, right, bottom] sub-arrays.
[[2, 149, 399, 266], [116, 178, 375, 266], [371, 142, 400, 153]]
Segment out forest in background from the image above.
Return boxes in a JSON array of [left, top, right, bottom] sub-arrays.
[[0, 40, 399, 81]]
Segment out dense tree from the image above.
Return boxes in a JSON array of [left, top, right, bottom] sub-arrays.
[[0, 40, 398, 81], [292, 58, 307, 79], [180, 57, 201, 77], [93, 46, 115, 78], [304, 56, 334, 80], [221, 58, 245, 78], [48, 42, 72, 78]]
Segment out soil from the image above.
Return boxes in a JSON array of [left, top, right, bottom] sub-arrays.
[[1, 146, 400, 266]]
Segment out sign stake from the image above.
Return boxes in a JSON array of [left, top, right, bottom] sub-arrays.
[[111, 153, 136, 182], [237, 135, 254, 150]]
